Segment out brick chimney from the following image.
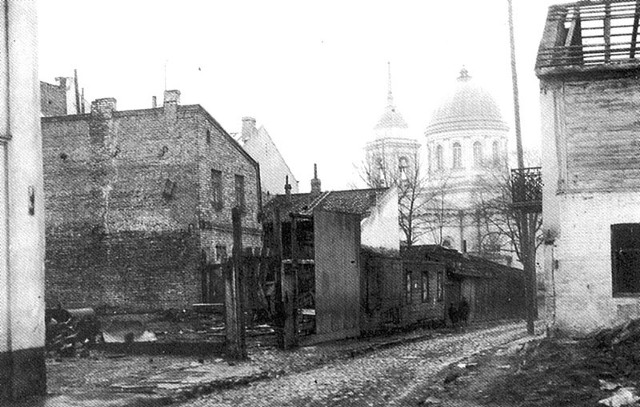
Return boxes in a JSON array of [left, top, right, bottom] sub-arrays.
[[285, 175, 292, 201], [241, 116, 256, 144], [311, 163, 321, 194], [90, 98, 117, 119], [163, 89, 181, 105], [152, 96, 157, 108]]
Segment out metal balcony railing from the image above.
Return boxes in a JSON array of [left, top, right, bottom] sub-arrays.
[[511, 167, 542, 213]]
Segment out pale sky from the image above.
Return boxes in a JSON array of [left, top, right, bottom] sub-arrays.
[[38, 0, 569, 192]]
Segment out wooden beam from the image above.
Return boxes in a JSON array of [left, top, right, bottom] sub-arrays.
[[225, 206, 247, 360], [631, 2, 640, 58]]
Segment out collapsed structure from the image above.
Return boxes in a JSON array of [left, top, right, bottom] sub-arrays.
[[537, 0, 640, 335]]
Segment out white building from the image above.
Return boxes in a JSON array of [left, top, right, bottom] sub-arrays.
[[364, 63, 420, 189], [537, 0, 640, 336], [422, 68, 510, 258], [239, 116, 299, 197]]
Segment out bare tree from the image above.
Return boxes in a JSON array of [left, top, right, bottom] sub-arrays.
[[359, 152, 449, 248], [474, 160, 543, 266]]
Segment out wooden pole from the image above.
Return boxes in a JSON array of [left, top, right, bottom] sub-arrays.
[[508, 0, 535, 335], [225, 206, 247, 359], [272, 208, 285, 348], [281, 214, 299, 349]]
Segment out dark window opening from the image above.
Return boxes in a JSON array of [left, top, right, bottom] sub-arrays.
[[206, 129, 211, 144], [612, 223, 640, 295], [235, 174, 245, 212], [436, 271, 444, 302], [211, 169, 223, 210]]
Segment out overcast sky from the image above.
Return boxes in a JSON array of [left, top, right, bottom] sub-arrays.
[[38, 0, 569, 192]]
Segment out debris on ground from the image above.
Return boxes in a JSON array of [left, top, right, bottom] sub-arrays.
[[45, 306, 101, 357]]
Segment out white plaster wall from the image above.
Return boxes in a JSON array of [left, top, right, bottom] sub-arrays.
[[361, 187, 399, 251], [551, 192, 640, 334], [243, 126, 299, 195]]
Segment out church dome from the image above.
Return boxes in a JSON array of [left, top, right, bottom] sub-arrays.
[[425, 68, 509, 135]]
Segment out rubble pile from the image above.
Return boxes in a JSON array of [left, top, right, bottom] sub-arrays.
[[46, 307, 101, 357]]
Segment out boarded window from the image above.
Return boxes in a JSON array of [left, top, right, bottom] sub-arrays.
[[452, 142, 462, 169], [235, 174, 245, 211], [612, 223, 640, 295], [211, 169, 223, 210], [421, 270, 429, 302]]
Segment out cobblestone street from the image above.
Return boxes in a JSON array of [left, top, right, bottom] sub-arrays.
[[179, 322, 531, 407]]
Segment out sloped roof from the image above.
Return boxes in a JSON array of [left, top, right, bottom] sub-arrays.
[[374, 107, 409, 130], [263, 188, 389, 222]]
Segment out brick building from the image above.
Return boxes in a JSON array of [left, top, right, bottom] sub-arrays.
[[43, 90, 262, 312], [537, 0, 640, 335], [40, 70, 88, 117]]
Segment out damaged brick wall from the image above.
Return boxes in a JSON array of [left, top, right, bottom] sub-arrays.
[[42, 98, 262, 311], [45, 229, 199, 311]]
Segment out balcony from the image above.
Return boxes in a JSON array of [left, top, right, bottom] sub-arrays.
[[511, 167, 542, 213]]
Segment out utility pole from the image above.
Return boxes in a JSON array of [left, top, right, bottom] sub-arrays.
[[508, 0, 535, 335]]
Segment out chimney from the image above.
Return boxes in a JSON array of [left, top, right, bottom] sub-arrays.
[[241, 116, 256, 144], [91, 97, 117, 118], [285, 175, 292, 201], [311, 163, 321, 194], [163, 89, 181, 105], [152, 96, 157, 108], [81, 88, 86, 113]]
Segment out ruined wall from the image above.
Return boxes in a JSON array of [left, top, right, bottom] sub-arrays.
[[40, 80, 66, 116], [541, 76, 640, 335], [42, 99, 261, 311]]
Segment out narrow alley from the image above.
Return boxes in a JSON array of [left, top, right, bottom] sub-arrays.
[[179, 322, 531, 407]]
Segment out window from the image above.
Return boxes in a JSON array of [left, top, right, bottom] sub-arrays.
[[398, 156, 409, 179], [473, 141, 483, 167], [436, 271, 444, 301], [405, 270, 412, 304], [452, 142, 462, 169], [211, 169, 223, 210], [206, 129, 211, 144], [215, 245, 227, 263], [421, 270, 429, 302], [612, 223, 640, 295], [234, 174, 245, 211], [436, 144, 443, 170], [492, 140, 500, 166]]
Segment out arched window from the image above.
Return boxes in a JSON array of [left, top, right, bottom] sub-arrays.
[[452, 142, 462, 169], [492, 141, 500, 166], [436, 145, 443, 170], [473, 141, 483, 167], [398, 156, 409, 179]]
